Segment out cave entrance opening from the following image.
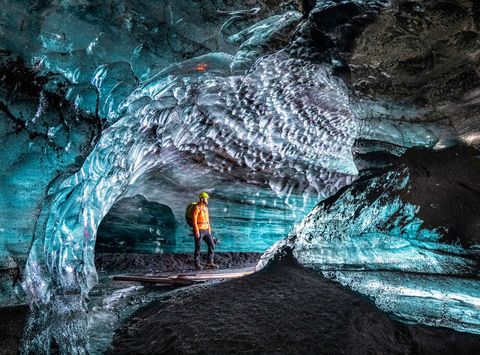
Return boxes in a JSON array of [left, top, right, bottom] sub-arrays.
[[89, 159, 305, 260]]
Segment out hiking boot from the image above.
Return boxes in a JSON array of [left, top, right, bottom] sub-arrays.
[[194, 263, 203, 271], [204, 262, 219, 269]]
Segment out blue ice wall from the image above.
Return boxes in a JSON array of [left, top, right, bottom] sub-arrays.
[[0, 57, 101, 305], [0, 2, 304, 309], [0, 0, 293, 123]]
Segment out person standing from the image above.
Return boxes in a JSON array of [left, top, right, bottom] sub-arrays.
[[192, 192, 218, 271]]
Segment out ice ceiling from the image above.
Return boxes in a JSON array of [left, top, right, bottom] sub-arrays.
[[1, 0, 479, 353]]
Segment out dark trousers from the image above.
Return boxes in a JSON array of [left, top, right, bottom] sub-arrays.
[[194, 230, 215, 264]]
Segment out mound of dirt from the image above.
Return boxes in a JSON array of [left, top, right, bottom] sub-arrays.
[[110, 255, 480, 354]]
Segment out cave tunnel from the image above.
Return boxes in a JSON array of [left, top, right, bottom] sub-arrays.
[[1, 0, 480, 354]]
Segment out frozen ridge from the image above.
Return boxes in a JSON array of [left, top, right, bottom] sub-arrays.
[[21, 46, 359, 352], [261, 158, 480, 334]]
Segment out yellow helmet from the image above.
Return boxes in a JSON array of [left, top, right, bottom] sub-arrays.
[[199, 192, 210, 199]]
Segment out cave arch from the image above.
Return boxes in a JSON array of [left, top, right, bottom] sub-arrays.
[[20, 49, 361, 353], [95, 194, 177, 254]]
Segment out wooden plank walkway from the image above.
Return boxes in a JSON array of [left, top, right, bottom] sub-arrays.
[[113, 267, 255, 286]]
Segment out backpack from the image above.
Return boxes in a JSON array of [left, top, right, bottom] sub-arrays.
[[185, 202, 198, 227]]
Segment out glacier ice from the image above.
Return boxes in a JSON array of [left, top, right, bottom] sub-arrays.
[[262, 147, 480, 334], [19, 22, 362, 352], [1, 0, 479, 353], [0, 55, 101, 306], [0, 0, 284, 124], [23, 47, 360, 306], [1, 2, 312, 311], [227, 11, 302, 73], [95, 195, 177, 253]]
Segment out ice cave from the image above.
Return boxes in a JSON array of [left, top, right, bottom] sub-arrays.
[[0, 0, 479, 354]]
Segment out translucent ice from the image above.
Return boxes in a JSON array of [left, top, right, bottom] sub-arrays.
[[20, 39, 361, 351], [1, 0, 477, 353]]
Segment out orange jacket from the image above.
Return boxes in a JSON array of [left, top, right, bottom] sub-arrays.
[[192, 202, 211, 235]]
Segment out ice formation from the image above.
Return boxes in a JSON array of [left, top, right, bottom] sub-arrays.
[[19, 7, 363, 352], [95, 195, 177, 253], [262, 148, 480, 334], [0, 0, 479, 353], [23, 45, 359, 305]]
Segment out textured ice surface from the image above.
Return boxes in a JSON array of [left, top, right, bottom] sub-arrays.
[[354, 100, 460, 150], [23, 47, 359, 305], [262, 161, 480, 334], [0, 0, 284, 123], [2, 0, 478, 352], [19, 28, 361, 352], [227, 11, 302, 73], [0, 56, 101, 305]]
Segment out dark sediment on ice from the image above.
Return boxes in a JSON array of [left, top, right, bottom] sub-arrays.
[[95, 252, 262, 274], [0, 305, 29, 355], [0, 253, 260, 354], [398, 146, 480, 247], [110, 256, 480, 355]]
